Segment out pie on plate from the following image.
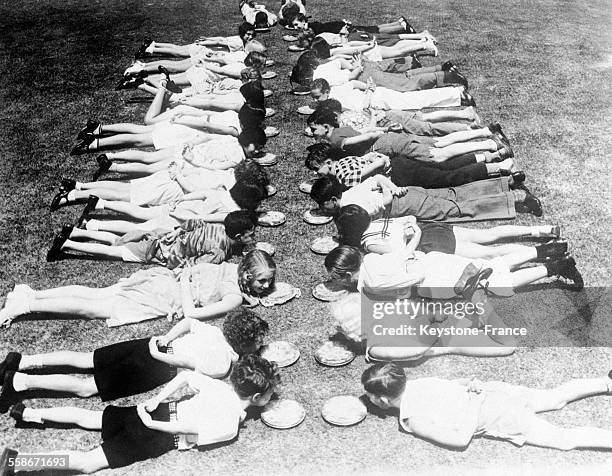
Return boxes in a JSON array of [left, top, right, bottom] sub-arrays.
[[282, 34, 298, 42], [261, 399, 306, 429], [311, 282, 349, 302], [261, 71, 277, 80], [255, 241, 276, 256], [260, 340, 300, 367], [310, 236, 339, 255], [257, 211, 286, 227], [288, 45, 306, 52], [298, 181, 313, 194], [259, 282, 301, 307], [297, 105, 315, 115], [254, 153, 278, 166], [265, 126, 280, 138], [303, 209, 333, 225], [314, 341, 355, 367], [321, 395, 367, 426]]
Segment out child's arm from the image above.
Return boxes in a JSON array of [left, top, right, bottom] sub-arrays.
[[172, 116, 239, 137], [179, 190, 211, 202], [137, 405, 198, 434], [359, 154, 389, 179], [406, 398, 482, 449], [180, 269, 243, 320], [148, 337, 194, 368], [340, 130, 384, 150]]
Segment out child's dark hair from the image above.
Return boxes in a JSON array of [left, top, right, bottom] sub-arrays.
[[244, 51, 267, 70], [238, 21, 256, 41], [290, 51, 319, 87], [234, 158, 270, 188], [240, 67, 263, 83], [238, 127, 267, 150], [230, 181, 266, 210], [310, 176, 344, 206], [361, 363, 407, 400], [280, 2, 300, 25], [316, 99, 342, 115], [230, 354, 280, 398], [224, 210, 258, 240], [310, 37, 331, 59], [296, 28, 315, 49], [305, 142, 332, 171], [238, 104, 266, 130], [292, 12, 308, 24], [310, 78, 331, 94], [324, 245, 362, 280], [254, 11, 269, 30], [336, 205, 371, 247], [223, 307, 269, 355], [240, 79, 265, 110], [307, 107, 339, 128]]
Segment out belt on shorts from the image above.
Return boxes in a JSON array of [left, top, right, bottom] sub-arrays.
[[168, 401, 180, 448]]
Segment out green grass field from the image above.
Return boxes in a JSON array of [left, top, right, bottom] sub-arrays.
[[0, 0, 611, 474]]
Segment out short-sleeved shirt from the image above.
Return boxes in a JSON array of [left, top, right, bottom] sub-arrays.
[[339, 176, 386, 218], [172, 321, 238, 377], [313, 59, 351, 87], [175, 372, 246, 449], [330, 84, 367, 111], [331, 156, 369, 188], [361, 215, 415, 251], [371, 133, 435, 161], [225, 35, 245, 52], [185, 136, 245, 171], [329, 126, 376, 158], [357, 250, 425, 297], [399, 378, 481, 435], [189, 261, 241, 306]]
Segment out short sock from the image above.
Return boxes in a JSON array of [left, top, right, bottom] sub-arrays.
[[66, 190, 77, 201], [19, 355, 43, 370], [95, 199, 106, 210], [75, 182, 83, 190], [530, 225, 553, 237], [12, 372, 28, 392], [22, 408, 43, 424], [85, 219, 100, 231]]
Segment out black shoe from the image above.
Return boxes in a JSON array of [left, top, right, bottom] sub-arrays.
[[46, 233, 69, 262], [9, 401, 25, 423], [460, 88, 476, 107], [60, 225, 74, 240], [515, 186, 543, 217], [510, 171, 525, 183], [76, 195, 99, 229], [134, 39, 153, 59], [441, 60, 455, 72], [0, 372, 19, 414], [49, 190, 68, 212], [445, 70, 468, 88], [92, 155, 113, 181], [60, 177, 77, 193], [454, 264, 493, 299], [488, 122, 511, 145], [158, 66, 182, 94], [400, 16, 416, 33], [77, 119, 100, 140], [546, 255, 584, 290], [0, 447, 18, 476], [115, 76, 144, 90], [0, 353, 21, 382], [536, 240, 568, 259], [70, 134, 95, 156]]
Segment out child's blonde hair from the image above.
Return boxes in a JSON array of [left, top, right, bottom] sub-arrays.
[[331, 292, 364, 342], [238, 249, 276, 296]]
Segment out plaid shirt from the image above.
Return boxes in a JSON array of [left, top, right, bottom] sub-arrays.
[[331, 156, 369, 188]]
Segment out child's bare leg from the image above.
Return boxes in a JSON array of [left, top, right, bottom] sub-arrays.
[[69, 228, 119, 244], [93, 133, 155, 150], [420, 107, 478, 123], [430, 139, 498, 162], [500, 248, 538, 268], [19, 351, 94, 370], [379, 41, 426, 59], [99, 123, 153, 134], [99, 200, 164, 221], [108, 148, 175, 164], [139, 58, 193, 73], [87, 218, 142, 235], [14, 373, 98, 397], [69, 188, 131, 203], [454, 242, 531, 260], [111, 161, 171, 176], [32, 285, 116, 300], [60, 240, 125, 261], [151, 43, 191, 56], [27, 405, 103, 429], [144, 86, 173, 124], [524, 417, 612, 451], [510, 266, 548, 289], [434, 128, 493, 148], [29, 297, 115, 320], [453, 225, 557, 244]]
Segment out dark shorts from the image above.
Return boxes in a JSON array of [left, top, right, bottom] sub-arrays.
[[101, 404, 177, 468], [93, 338, 176, 401], [417, 223, 456, 254]]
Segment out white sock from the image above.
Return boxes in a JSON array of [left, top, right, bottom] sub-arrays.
[[22, 408, 44, 424], [66, 190, 77, 201], [475, 152, 486, 163], [19, 355, 43, 369], [75, 182, 83, 190], [530, 225, 553, 237], [85, 219, 100, 231], [95, 199, 106, 210], [12, 372, 28, 392], [145, 41, 156, 54]]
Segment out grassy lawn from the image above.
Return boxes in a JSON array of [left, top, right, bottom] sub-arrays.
[[0, 0, 611, 474]]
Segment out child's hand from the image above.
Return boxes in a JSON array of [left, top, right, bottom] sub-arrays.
[[148, 336, 163, 355], [137, 404, 154, 427], [393, 186, 410, 197]]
